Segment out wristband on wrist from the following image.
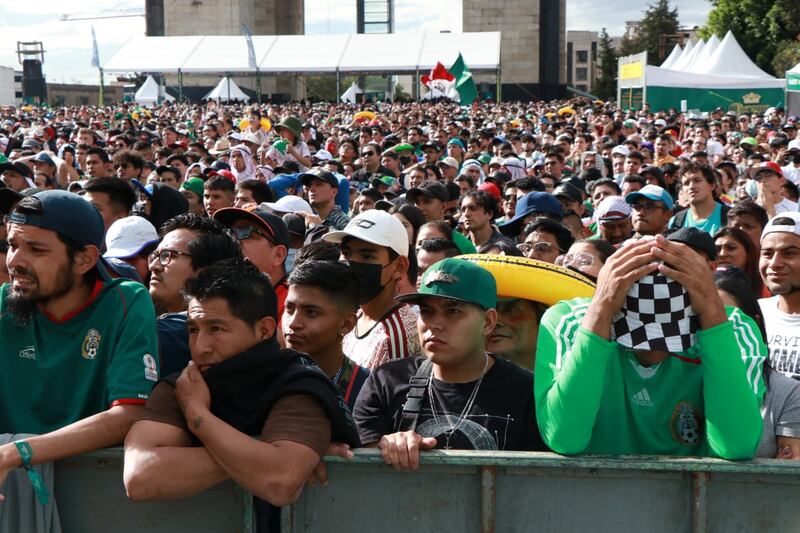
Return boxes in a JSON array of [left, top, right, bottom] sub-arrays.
[[13, 440, 50, 505]]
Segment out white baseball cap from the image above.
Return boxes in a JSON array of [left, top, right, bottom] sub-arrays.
[[611, 145, 630, 157], [261, 195, 313, 215], [314, 149, 333, 161], [103, 216, 159, 259], [323, 209, 409, 257], [762, 212, 800, 242], [595, 195, 631, 222], [437, 156, 459, 169]]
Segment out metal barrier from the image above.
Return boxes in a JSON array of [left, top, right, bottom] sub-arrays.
[[283, 449, 800, 533], [54, 449, 253, 533], [50, 448, 800, 532]]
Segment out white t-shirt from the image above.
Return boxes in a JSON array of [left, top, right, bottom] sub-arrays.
[[706, 139, 725, 157], [759, 296, 800, 380], [775, 197, 799, 214], [782, 164, 800, 186]]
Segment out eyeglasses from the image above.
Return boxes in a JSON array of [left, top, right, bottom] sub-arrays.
[[148, 249, 192, 266], [517, 242, 560, 255], [630, 202, 663, 213], [503, 195, 517, 202], [361, 151, 376, 157], [561, 252, 596, 269], [233, 225, 273, 242]]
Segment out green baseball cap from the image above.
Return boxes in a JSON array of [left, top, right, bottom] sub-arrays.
[[180, 177, 204, 200], [397, 258, 497, 310]]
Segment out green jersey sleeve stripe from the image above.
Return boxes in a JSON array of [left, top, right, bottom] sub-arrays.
[[728, 310, 765, 395], [554, 301, 590, 369]]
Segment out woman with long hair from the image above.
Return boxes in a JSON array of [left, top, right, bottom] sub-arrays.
[[714, 226, 763, 296]]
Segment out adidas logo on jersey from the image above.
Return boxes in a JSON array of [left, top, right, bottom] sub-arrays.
[[632, 388, 653, 407]]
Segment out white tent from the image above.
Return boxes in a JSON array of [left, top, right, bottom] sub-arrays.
[[685, 34, 719, 74], [134, 75, 159, 105], [698, 31, 774, 78], [669, 39, 695, 71], [787, 62, 800, 116], [102, 32, 501, 74], [134, 75, 173, 105], [680, 40, 705, 72], [660, 45, 682, 69], [204, 77, 250, 102], [339, 82, 362, 103]]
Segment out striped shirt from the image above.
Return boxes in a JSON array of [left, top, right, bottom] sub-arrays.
[[343, 304, 421, 369]]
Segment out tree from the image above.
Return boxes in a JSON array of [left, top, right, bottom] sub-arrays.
[[618, 0, 680, 64], [594, 28, 618, 100], [772, 40, 800, 75], [304, 75, 357, 101], [701, 0, 800, 75]]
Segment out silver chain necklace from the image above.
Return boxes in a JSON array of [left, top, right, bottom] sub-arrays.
[[427, 353, 489, 449]]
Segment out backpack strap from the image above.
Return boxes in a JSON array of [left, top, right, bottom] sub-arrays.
[[398, 358, 434, 433]]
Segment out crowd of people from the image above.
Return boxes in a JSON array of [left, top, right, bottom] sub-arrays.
[[0, 96, 799, 528]]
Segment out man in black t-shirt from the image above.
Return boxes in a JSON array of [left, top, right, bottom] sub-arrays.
[[353, 258, 546, 470]]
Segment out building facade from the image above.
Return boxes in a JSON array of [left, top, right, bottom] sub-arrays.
[[462, 0, 566, 101], [145, 0, 304, 101], [566, 31, 598, 94]]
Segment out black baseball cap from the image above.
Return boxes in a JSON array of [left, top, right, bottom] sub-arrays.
[[299, 168, 339, 189], [213, 206, 291, 247], [553, 182, 582, 203], [406, 180, 449, 204], [0, 161, 33, 179], [667, 226, 716, 260], [9, 190, 112, 280]]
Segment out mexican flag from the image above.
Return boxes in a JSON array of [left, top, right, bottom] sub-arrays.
[[448, 53, 478, 104], [420, 54, 478, 103]]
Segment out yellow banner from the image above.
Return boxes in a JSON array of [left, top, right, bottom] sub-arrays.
[[620, 61, 644, 80]]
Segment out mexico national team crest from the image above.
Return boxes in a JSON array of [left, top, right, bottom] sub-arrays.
[[143, 354, 158, 382], [81, 329, 102, 360], [671, 401, 703, 446]]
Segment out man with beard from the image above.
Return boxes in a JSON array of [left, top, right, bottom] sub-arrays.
[[0, 190, 159, 497], [758, 213, 800, 380]]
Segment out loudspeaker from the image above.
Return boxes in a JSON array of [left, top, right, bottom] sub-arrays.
[[21, 59, 46, 102], [22, 60, 43, 79]]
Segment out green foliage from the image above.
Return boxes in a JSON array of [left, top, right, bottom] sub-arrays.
[[701, 0, 800, 75], [304, 75, 358, 101], [619, 0, 680, 64], [394, 83, 411, 101], [594, 28, 618, 100], [772, 40, 800, 75]]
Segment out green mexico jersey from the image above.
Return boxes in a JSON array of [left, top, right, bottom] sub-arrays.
[[535, 298, 766, 459], [0, 278, 159, 435]]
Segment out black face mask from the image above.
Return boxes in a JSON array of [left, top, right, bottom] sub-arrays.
[[399, 155, 412, 166], [567, 265, 598, 284], [348, 261, 387, 304]]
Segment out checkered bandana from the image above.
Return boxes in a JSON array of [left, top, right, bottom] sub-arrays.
[[611, 272, 699, 352]]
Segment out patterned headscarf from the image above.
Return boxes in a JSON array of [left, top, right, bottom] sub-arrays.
[[230, 144, 256, 182]]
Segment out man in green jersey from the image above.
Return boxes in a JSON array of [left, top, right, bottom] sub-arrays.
[[535, 234, 766, 459], [0, 191, 159, 496]]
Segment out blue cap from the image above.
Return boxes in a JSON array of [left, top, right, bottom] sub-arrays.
[[267, 173, 301, 200], [625, 184, 674, 210], [32, 152, 56, 166], [131, 179, 153, 198], [499, 192, 562, 237], [447, 138, 465, 150], [9, 190, 111, 280], [9, 190, 104, 248]]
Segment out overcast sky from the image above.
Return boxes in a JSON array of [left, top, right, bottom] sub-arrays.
[[0, 0, 709, 84]]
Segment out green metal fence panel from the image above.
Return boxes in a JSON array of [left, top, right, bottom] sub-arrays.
[[285, 450, 800, 533], [54, 449, 254, 533]]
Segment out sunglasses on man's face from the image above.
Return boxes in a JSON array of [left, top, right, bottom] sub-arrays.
[[361, 151, 376, 157]]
